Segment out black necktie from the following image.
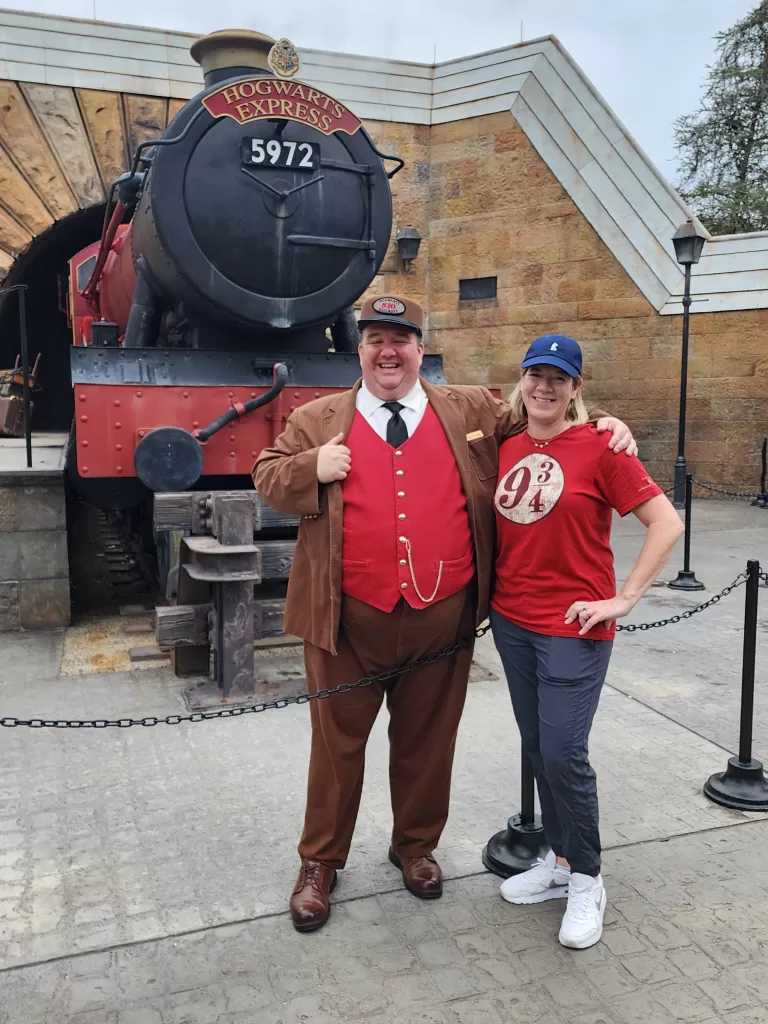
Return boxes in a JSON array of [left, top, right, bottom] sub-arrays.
[[383, 401, 408, 448]]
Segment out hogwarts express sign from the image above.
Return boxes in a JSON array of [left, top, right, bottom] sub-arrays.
[[203, 78, 362, 136]]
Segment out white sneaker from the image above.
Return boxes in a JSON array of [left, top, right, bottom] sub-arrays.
[[499, 850, 570, 905], [558, 873, 606, 949]]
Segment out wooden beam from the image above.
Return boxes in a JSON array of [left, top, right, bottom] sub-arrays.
[[154, 491, 299, 533], [21, 83, 104, 208], [0, 82, 77, 220], [77, 88, 128, 192], [157, 597, 288, 647], [156, 603, 211, 647], [123, 94, 168, 158], [0, 143, 52, 236], [0, 205, 32, 255], [168, 97, 187, 123]]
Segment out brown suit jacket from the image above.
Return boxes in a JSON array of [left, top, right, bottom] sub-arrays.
[[253, 378, 529, 654]]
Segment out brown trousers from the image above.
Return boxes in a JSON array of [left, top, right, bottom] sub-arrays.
[[298, 586, 475, 868]]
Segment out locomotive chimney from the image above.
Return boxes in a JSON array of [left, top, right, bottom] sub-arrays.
[[190, 29, 276, 87]]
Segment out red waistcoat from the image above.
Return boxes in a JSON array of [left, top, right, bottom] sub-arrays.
[[340, 404, 474, 612]]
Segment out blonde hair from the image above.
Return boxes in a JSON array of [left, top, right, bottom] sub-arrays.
[[507, 368, 589, 425]]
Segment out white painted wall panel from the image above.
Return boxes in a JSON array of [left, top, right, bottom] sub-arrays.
[[432, 68, 533, 111], [661, 291, 768, 314], [612, 136, 695, 234], [540, 45, 627, 147], [432, 93, 522, 124], [433, 39, 553, 79], [579, 159, 681, 296], [300, 65, 433, 97], [703, 234, 768, 256], [520, 70, 608, 172], [695, 249, 768, 276], [433, 53, 540, 96], [674, 269, 768, 296]]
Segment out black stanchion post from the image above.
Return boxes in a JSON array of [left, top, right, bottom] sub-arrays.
[[752, 438, 768, 510], [17, 284, 31, 469], [704, 559, 768, 810], [482, 746, 551, 877], [669, 474, 704, 591]]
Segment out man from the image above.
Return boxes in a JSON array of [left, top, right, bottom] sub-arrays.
[[253, 296, 635, 932]]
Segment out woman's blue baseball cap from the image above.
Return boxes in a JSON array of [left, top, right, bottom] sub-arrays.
[[521, 334, 582, 377]]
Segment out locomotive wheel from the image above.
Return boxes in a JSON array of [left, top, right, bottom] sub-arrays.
[[134, 426, 204, 492]]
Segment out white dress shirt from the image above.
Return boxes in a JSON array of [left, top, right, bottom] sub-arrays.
[[355, 380, 428, 442]]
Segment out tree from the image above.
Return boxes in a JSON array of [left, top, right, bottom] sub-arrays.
[[675, 1, 768, 235]]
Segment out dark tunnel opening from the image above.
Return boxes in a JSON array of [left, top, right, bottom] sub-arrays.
[[0, 204, 105, 432]]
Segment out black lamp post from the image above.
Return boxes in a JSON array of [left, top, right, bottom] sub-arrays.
[[396, 224, 421, 271], [671, 219, 707, 507]]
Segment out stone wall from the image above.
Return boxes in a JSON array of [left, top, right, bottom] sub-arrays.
[[361, 112, 768, 492], [0, 478, 70, 630]]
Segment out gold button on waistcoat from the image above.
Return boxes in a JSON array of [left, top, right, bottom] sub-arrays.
[[396, 469, 404, 476], [395, 450, 403, 457], [398, 513, 406, 520], [400, 582, 408, 589], [399, 558, 407, 566], [397, 491, 405, 498], [399, 536, 407, 543]]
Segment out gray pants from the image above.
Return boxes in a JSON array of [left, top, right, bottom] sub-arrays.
[[490, 611, 613, 876]]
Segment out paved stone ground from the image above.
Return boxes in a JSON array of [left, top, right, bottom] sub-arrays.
[[0, 498, 767, 1022]]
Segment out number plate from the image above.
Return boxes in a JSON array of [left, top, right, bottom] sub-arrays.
[[241, 137, 320, 170]]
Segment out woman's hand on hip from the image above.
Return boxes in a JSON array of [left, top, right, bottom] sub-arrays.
[[565, 596, 634, 635]]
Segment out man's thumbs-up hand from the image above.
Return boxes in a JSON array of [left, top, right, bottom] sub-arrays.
[[317, 432, 352, 483]]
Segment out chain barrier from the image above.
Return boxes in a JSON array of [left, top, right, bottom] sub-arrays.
[[615, 571, 748, 631], [0, 573, 755, 728], [0, 625, 492, 729], [692, 478, 760, 501]]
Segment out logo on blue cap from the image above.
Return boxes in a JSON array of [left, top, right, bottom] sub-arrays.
[[521, 334, 582, 377]]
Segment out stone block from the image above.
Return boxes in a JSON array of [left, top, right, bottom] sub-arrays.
[[0, 487, 13, 530], [14, 484, 66, 532], [18, 531, 69, 580], [711, 357, 756, 378], [0, 581, 19, 630], [18, 578, 70, 629], [628, 359, 679, 380], [577, 297, 653, 319], [0, 531, 20, 577]]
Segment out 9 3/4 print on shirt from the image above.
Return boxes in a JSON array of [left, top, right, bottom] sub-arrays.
[[495, 453, 565, 524]]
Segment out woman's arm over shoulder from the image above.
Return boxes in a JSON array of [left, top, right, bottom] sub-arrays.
[[587, 407, 637, 456], [252, 407, 324, 516]]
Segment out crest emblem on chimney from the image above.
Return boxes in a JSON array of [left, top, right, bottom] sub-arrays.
[[268, 38, 301, 78]]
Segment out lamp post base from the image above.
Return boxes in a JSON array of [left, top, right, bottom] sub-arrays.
[[704, 756, 768, 812], [482, 814, 551, 878], [668, 570, 705, 591]]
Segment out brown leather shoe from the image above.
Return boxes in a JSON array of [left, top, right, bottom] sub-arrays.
[[290, 859, 338, 932], [388, 847, 443, 899]]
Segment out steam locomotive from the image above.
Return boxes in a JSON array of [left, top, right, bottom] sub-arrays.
[[66, 28, 442, 512], [64, 29, 445, 697]]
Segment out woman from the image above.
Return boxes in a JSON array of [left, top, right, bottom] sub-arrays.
[[490, 333, 683, 950]]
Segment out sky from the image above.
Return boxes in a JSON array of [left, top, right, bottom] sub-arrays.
[[7, 0, 759, 183]]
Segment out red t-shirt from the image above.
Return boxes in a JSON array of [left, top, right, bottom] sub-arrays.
[[491, 423, 663, 640]]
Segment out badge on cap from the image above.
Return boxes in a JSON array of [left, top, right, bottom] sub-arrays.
[[372, 297, 406, 316]]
